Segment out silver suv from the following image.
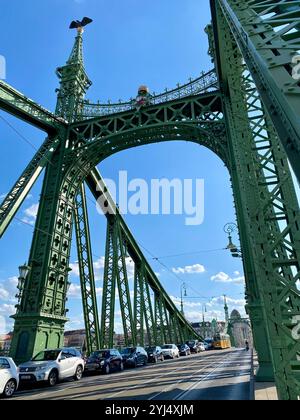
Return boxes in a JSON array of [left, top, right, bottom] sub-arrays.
[[19, 348, 84, 387]]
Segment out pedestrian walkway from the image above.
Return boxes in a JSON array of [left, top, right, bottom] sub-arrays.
[[255, 383, 278, 400]]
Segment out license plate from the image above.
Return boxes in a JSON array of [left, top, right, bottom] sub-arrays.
[[20, 375, 31, 380], [86, 364, 98, 370]]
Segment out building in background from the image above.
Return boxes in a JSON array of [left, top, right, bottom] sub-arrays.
[[227, 310, 253, 348], [0, 332, 13, 355], [64, 329, 86, 351]]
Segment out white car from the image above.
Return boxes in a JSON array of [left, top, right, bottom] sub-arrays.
[[161, 344, 180, 359], [199, 342, 206, 352], [19, 348, 84, 387], [0, 357, 19, 398]]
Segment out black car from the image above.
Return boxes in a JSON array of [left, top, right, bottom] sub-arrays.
[[121, 347, 148, 368], [177, 344, 191, 356], [145, 346, 165, 363], [85, 349, 124, 375], [186, 340, 201, 354]]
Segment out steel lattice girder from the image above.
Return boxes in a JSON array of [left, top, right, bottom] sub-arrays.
[[212, 2, 300, 399], [214, 0, 300, 182], [0, 134, 61, 238], [87, 168, 203, 346], [74, 183, 101, 353], [0, 80, 65, 133]]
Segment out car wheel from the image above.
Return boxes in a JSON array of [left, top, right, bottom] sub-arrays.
[[48, 370, 58, 387], [104, 364, 110, 375], [119, 362, 124, 372], [143, 358, 147, 366], [3, 379, 16, 398], [74, 365, 83, 381]]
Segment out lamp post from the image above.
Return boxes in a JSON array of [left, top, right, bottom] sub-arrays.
[[15, 263, 31, 312], [223, 223, 242, 258], [180, 283, 187, 315]]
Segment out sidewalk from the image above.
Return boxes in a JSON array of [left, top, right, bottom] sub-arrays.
[[252, 353, 278, 400], [255, 383, 278, 400]]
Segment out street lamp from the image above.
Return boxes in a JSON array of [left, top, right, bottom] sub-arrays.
[[224, 223, 242, 258], [16, 263, 31, 310], [180, 283, 187, 315]]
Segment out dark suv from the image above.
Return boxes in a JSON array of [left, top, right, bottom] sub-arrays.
[[186, 340, 201, 354], [121, 347, 148, 368], [145, 346, 164, 363], [178, 344, 191, 356], [85, 349, 124, 375]]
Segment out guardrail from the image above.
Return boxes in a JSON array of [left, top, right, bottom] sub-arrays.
[[79, 69, 218, 119]]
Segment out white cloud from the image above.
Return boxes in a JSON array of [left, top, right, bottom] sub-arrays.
[[0, 315, 6, 333], [69, 256, 135, 282], [0, 277, 18, 302], [172, 264, 205, 275], [209, 296, 246, 307], [184, 310, 223, 323], [0, 288, 9, 300], [0, 304, 16, 316], [210, 272, 245, 285], [21, 203, 39, 225], [68, 283, 103, 299], [24, 203, 39, 218]]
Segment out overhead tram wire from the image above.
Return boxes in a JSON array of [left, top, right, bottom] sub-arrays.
[[137, 242, 213, 300], [84, 192, 226, 300], [0, 113, 54, 167]]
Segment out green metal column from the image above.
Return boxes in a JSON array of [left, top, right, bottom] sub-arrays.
[[100, 218, 117, 349], [134, 263, 144, 346], [10, 138, 71, 363], [74, 183, 101, 354], [212, 3, 300, 399]]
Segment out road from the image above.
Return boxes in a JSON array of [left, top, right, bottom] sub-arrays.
[[11, 349, 252, 401]]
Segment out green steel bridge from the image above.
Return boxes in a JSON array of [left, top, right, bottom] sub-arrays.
[[0, 0, 300, 400]]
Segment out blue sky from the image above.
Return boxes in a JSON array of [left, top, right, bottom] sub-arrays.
[[0, 0, 246, 335]]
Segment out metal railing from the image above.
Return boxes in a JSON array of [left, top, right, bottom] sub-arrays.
[[79, 69, 218, 119]]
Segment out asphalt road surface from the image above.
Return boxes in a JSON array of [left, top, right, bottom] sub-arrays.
[[11, 349, 252, 401]]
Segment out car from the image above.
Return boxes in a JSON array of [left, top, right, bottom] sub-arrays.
[[204, 339, 214, 351], [177, 344, 191, 356], [145, 346, 164, 363], [186, 340, 202, 354], [19, 348, 85, 387], [198, 342, 206, 352], [0, 357, 19, 398], [161, 344, 180, 359], [85, 349, 124, 374], [121, 347, 148, 368]]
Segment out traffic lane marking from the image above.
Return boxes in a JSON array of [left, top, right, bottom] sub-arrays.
[[174, 351, 251, 400], [149, 352, 236, 400]]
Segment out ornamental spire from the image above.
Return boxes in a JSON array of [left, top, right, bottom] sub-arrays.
[[67, 17, 93, 65]]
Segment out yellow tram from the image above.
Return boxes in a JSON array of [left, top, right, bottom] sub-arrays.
[[213, 333, 231, 350]]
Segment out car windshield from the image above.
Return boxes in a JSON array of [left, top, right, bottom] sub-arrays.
[[0, 358, 9, 369], [162, 345, 172, 349], [32, 350, 60, 362], [146, 347, 156, 352], [187, 341, 196, 346], [90, 351, 109, 359], [178, 344, 185, 348], [121, 348, 135, 355]]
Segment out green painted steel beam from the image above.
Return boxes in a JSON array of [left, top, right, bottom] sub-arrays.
[[74, 183, 101, 354], [215, 0, 300, 182], [211, 2, 300, 399], [0, 135, 60, 238], [0, 80, 65, 133]]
